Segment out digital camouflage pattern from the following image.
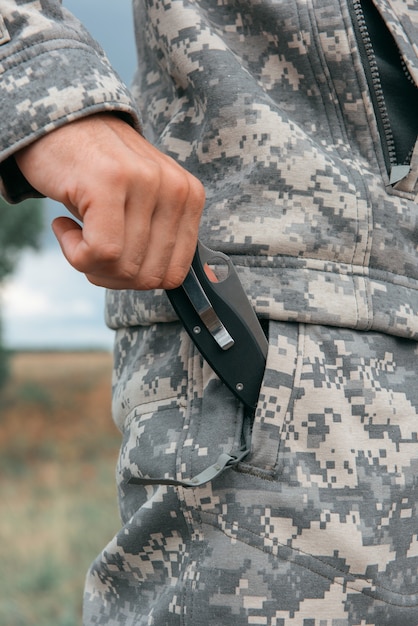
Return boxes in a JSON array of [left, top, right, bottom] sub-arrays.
[[1, 0, 418, 624], [83, 321, 418, 625], [105, 0, 418, 341]]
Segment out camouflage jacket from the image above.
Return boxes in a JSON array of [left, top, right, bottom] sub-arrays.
[[1, 0, 418, 339]]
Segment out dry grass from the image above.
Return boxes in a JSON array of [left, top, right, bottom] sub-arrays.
[[0, 351, 122, 626]]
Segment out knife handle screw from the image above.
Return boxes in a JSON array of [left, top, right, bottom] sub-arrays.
[[193, 326, 202, 335], [236, 383, 244, 392]]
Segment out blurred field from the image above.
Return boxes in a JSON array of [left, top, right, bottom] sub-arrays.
[[0, 350, 121, 626]]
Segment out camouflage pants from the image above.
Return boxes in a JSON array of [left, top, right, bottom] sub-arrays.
[[83, 321, 418, 625]]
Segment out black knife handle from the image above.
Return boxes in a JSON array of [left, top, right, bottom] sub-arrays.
[[167, 243, 267, 408]]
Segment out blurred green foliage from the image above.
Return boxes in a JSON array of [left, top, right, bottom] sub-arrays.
[[0, 196, 44, 282], [0, 196, 44, 389]]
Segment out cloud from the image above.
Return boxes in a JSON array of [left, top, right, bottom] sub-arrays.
[[2, 247, 114, 350], [3, 282, 94, 318]]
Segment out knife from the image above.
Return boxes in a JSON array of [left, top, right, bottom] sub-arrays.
[[166, 241, 268, 408]]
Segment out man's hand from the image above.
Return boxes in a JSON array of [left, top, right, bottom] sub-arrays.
[[15, 114, 205, 290]]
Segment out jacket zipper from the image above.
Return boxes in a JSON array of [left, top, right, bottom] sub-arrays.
[[349, 0, 415, 184]]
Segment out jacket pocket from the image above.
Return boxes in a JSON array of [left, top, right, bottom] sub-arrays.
[[239, 320, 299, 476], [114, 321, 245, 519]]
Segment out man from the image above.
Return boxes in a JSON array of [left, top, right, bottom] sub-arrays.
[[1, 1, 418, 624]]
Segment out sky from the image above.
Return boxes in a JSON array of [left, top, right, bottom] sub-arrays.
[[2, 1, 137, 350]]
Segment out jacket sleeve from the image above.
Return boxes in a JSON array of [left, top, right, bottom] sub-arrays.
[[0, 0, 142, 202]]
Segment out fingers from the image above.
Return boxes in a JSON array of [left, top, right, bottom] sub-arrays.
[[127, 166, 205, 290], [52, 154, 205, 290]]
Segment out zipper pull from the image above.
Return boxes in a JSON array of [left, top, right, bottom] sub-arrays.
[[390, 165, 411, 185]]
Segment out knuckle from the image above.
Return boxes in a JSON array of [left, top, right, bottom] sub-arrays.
[[120, 267, 139, 282], [138, 160, 162, 194], [190, 176, 206, 207], [93, 242, 124, 264], [161, 266, 189, 290], [85, 274, 103, 288], [167, 174, 190, 207], [185, 176, 206, 221], [134, 262, 184, 291], [98, 157, 144, 195], [165, 172, 205, 220], [97, 157, 128, 187], [138, 275, 164, 291]]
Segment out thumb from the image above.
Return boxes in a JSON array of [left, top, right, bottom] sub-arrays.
[[51, 216, 86, 269]]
